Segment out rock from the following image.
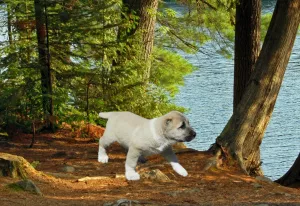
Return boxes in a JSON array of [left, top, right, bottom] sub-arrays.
[[62, 165, 75, 173], [255, 176, 274, 183], [284, 193, 292, 197], [140, 169, 170, 182], [103, 199, 141, 206], [13, 179, 42, 195], [45, 172, 80, 179], [252, 182, 263, 189]]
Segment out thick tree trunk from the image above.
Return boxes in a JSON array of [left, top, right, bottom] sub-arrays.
[[34, 0, 53, 128], [210, 0, 300, 176], [276, 153, 300, 187], [232, 0, 262, 175], [234, 0, 261, 109]]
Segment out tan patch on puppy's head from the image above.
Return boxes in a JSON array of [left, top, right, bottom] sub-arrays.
[[162, 111, 196, 142]]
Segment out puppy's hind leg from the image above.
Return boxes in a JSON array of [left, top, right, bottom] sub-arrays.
[[161, 147, 188, 177], [98, 135, 115, 163]]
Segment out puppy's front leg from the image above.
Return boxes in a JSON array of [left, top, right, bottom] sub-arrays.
[[161, 147, 188, 177], [125, 147, 141, 181]]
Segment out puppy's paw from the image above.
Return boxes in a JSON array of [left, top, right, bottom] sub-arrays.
[[98, 155, 109, 163], [125, 171, 140, 181], [171, 162, 188, 177]]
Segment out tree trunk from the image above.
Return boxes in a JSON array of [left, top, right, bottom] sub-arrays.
[[118, 0, 158, 81], [7, 3, 13, 45], [276, 153, 300, 187], [138, 0, 158, 81], [34, 0, 53, 128], [210, 0, 300, 176], [234, 0, 261, 109]]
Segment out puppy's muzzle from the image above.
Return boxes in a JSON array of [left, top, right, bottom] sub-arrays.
[[185, 130, 196, 142]]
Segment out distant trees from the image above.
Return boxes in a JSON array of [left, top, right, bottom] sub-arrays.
[[0, 0, 197, 132], [209, 0, 300, 176]]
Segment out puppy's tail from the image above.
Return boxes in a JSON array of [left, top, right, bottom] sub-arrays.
[[99, 112, 113, 119]]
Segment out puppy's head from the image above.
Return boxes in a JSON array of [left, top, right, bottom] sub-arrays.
[[162, 111, 196, 143]]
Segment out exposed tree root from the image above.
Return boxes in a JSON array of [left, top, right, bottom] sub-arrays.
[[205, 143, 249, 175], [204, 143, 225, 172], [276, 153, 300, 187], [0, 153, 54, 182], [203, 149, 222, 171]]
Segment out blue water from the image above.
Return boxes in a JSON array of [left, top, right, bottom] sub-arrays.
[[175, 1, 300, 180]]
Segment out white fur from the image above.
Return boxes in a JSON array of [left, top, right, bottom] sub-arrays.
[[150, 118, 170, 152], [171, 162, 188, 177], [98, 111, 195, 181], [98, 155, 109, 163], [125, 165, 140, 180], [99, 112, 112, 119]]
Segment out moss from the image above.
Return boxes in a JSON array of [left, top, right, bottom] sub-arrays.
[[30, 161, 40, 169], [6, 183, 24, 192], [0, 132, 8, 136]]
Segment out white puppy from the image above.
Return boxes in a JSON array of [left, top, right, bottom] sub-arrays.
[[98, 111, 196, 181]]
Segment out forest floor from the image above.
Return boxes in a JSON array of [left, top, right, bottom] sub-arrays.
[[0, 126, 300, 206]]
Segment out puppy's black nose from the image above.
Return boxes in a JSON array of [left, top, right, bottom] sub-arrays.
[[185, 130, 196, 142], [191, 130, 196, 137], [185, 135, 195, 142]]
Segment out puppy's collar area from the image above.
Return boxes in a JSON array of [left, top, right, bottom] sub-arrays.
[[150, 118, 169, 151]]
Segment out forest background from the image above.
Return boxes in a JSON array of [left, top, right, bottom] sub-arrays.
[[0, 0, 272, 131]]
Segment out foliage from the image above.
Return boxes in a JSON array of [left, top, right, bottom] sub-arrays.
[[157, 0, 235, 57], [0, 0, 240, 132], [0, 0, 192, 131], [261, 13, 272, 41], [151, 47, 195, 97]]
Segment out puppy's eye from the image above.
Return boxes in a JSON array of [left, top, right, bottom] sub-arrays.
[[179, 122, 186, 129]]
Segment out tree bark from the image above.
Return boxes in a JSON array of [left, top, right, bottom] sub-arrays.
[[118, 0, 158, 81], [234, 0, 261, 109], [34, 0, 53, 128], [138, 0, 158, 81], [7, 3, 13, 45], [276, 153, 300, 187], [210, 0, 300, 176]]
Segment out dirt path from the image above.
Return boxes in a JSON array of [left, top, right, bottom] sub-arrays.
[[0, 130, 300, 205]]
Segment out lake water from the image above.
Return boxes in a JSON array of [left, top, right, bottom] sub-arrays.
[[175, 0, 300, 180]]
